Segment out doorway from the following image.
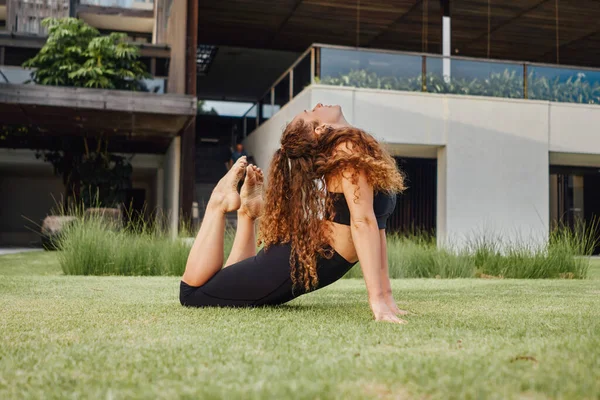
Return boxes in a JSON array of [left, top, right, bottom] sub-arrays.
[[550, 166, 600, 254]]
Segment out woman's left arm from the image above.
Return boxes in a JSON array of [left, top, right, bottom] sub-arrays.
[[341, 169, 404, 324], [379, 230, 407, 316]]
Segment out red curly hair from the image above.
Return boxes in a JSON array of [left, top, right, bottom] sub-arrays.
[[257, 120, 405, 291]]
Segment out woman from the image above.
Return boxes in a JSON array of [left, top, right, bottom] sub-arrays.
[[181, 104, 407, 324]]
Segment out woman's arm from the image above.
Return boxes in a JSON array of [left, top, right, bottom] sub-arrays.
[[341, 170, 405, 324], [379, 230, 408, 316]]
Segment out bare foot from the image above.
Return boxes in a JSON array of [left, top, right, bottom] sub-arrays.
[[239, 165, 264, 219], [209, 156, 248, 213]]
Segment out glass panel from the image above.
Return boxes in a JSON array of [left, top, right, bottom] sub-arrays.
[[319, 47, 422, 92], [293, 52, 312, 96], [426, 57, 524, 98], [528, 66, 600, 104], [274, 73, 290, 111], [140, 78, 165, 93], [259, 91, 274, 124], [0, 66, 33, 84], [80, 0, 154, 10]]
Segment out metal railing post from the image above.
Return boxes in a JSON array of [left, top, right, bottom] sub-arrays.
[[289, 70, 294, 101], [523, 63, 528, 99], [270, 88, 274, 108], [310, 47, 315, 84], [315, 46, 321, 82], [421, 56, 427, 92], [255, 102, 259, 127]]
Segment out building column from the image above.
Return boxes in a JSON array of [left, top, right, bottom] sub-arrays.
[[436, 99, 549, 251], [155, 166, 164, 212], [153, 0, 168, 44], [179, 0, 198, 222], [436, 146, 448, 247]]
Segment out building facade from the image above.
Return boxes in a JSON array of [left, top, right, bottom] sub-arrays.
[[2, 0, 600, 251], [0, 0, 198, 245]]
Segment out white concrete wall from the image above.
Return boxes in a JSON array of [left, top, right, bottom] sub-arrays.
[[549, 102, 600, 155], [442, 96, 549, 248], [244, 85, 600, 249]]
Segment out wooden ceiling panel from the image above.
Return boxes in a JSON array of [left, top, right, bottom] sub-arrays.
[[271, 0, 419, 49], [370, 0, 442, 53], [458, 0, 600, 62], [197, 0, 600, 67], [450, 0, 546, 46]]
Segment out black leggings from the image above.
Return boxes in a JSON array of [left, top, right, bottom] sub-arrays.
[[180, 243, 356, 307]]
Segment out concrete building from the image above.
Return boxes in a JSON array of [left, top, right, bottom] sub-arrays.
[[2, 0, 600, 252], [0, 0, 198, 245], [194, 1, 600, 252]]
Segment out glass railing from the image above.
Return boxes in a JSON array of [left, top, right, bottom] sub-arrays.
[[79, 0, 153, 10], [243, 44, 600, 136], [0, 66, 167, 94], [425, 57, 524, 98], [140, 77, 166, 94], [243, 47, 314, 136], [241, 103, 258, 138], [527, 66, 600, 104], [0, 66, 33, 84], [320, 47, 423, 92]]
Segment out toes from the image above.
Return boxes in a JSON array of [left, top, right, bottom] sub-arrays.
[[245, 165, 256, 183], [235, 156, 248, 169]]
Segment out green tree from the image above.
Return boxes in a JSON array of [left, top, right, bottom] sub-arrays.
[[23, 18, 149, 89], [10, 17, 148, 208], [197, 100, 219, 115]]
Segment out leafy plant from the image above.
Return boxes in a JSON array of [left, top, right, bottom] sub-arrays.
[[38, 136, 133, 208], [23, 17, 149, 90]]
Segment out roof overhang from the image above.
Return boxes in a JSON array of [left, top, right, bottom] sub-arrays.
[[198, 0, 600, 68], [0, 84, 197, 140]]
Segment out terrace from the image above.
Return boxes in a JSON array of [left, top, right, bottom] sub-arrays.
[[241, 44, 600, 137]]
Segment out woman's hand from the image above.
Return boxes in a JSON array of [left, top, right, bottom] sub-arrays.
[[370, 300, 407, 324], [384, 292, 410, 316]]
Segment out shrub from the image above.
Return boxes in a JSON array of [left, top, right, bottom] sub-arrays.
[[320, 69, 600, 105], [57, 211, 596, 279], [345, 222, 597, 280], [57, 214, 235, 276]]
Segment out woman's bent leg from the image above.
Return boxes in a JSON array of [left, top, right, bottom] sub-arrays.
[[181, 156, 247, 287], [225, 165, 264, 267]]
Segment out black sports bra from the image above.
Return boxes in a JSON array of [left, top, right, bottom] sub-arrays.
[[327, 191, 397, 229]]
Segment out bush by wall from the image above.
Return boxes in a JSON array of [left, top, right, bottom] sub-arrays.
[[57, 214, 595, 279], [320, 69, 600, 105], [57, 216, 235, 276]]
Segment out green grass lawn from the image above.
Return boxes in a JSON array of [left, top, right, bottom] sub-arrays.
[[1, 252, 599, 399]]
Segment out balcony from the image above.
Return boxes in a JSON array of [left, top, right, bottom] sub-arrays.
[[0, 65, 194, 146], [243, 44, 600, 251], [80, 0, 152, 11], [76, 0, 153, 34], [0, 65, 166, 92], [4, 0, 70, 35], [243, 44, 600, 137]]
